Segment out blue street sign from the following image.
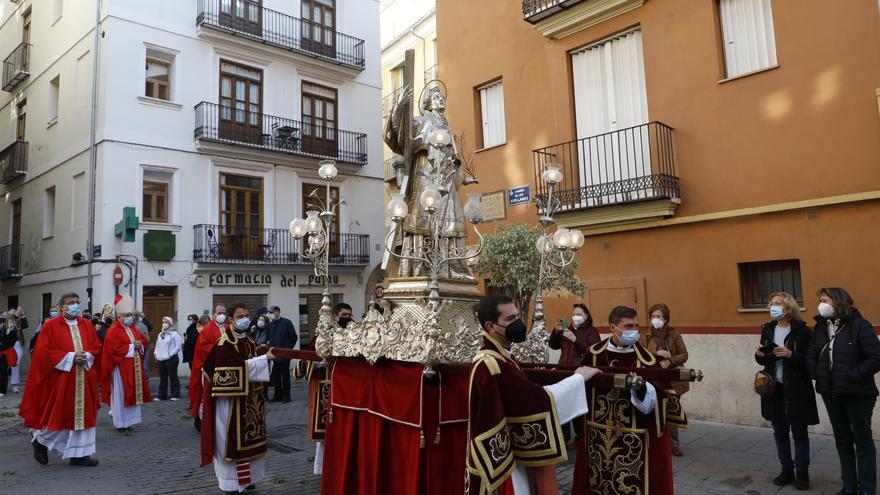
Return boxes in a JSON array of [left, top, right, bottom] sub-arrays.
[[93, 245, 102, 258], [507, 185, 531, 206], [158, 269, 165, 276]]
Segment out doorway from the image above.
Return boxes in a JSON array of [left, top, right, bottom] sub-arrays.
[[142, 286, 176, 377]]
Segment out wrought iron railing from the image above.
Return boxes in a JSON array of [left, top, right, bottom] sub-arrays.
[[194, 101, 367, 166], [382, 87, 403, 118], [533, 122, 678, 212], [193, 224, 370, 266], [2, 43, 30, 92], [424, 64, 437, 83], [196, 0, 365, 70], [0, 140, 27, 184], [522, 0, 586, 22], [0, 244, 22, 279]]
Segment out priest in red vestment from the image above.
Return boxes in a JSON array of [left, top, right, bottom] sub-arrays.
[[189, 303, 226, 430], [200, 301, 277, 494], [100, 293, 152, 432], [468, 295, 599, 495], [19, 292, 101, 466], [572, 305, 676, 495]]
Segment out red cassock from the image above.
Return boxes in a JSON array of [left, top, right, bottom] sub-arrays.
[[100, 321, 152, 405], [571, 338, 675, 495], [189, 320, 222, 418], [467, 335, 568, 495], [19, 315, 101, 431]]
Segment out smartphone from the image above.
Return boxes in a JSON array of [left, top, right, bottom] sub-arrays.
[[558, 318, 568, 330]]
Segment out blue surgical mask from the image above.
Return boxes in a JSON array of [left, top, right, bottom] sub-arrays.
[[66, 303, 81, 317], [123, 316, 135, 326], [769, 305, 786, 321], [50, 311, 59, 318], [620, 329, 640, 347], [235, 318, 251, 331]]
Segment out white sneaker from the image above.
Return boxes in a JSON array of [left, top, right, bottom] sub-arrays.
[[153, 397, 161, 402], [169, 397, 179, 401], [12, 386, 19, 393], [0, 393, 5, 398]]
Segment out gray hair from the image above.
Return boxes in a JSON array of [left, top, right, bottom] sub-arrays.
[[57, 292, 80, 306], [197, 314, 211, 325]]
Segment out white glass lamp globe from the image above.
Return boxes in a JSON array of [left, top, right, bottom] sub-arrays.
[[318, 160, 338, 180], [535, 235, 554, 254], [427, 128, 452, 147], [305, 210, 322, 234], [568, 228, 585, 249], [289, 218, 307, 239], [463, 193, 484, 224], [553, 227, 571, 249], [386, 194, 408, 221], [419, 186, 442, 211], [541, 165, 563, 185]]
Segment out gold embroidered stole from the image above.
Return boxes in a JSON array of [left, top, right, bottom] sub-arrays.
[[123, 325, 145, 405], [68, 323, 86, 430]]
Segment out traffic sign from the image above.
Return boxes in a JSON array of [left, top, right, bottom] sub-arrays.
[[113, 265, 124, 286]]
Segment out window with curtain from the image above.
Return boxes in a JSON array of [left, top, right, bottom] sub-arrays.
[[478, 80, 506, 148], [719, 0, 778, 78], [738, 259, 802, 309]]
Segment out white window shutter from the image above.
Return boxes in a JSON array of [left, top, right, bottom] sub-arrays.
[[720, 0, 778, 78], [479, 81, 506, 148]]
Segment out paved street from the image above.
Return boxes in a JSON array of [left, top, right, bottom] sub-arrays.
[[0, 379, 876, 494]]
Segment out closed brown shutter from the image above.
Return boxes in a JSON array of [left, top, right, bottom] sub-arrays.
[[212, 293, 268, 317]]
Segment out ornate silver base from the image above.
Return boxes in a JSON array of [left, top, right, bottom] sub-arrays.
[[315, 278, 483, 365]]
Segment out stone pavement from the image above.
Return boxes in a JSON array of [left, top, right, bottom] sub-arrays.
[[0, 379, 876, 494]]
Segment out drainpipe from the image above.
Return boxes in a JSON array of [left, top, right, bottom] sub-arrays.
[[86, 0, 102, 312]]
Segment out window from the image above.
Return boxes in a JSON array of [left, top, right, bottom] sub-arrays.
[[478, 80, 506, 148], [143, 182, 168, 223], [48, 76, 60, 124], [301, 0, 336, 56], [16, 99, 26, 141], [41, 293, 53, 319], [219, 173, 263, 260], [219, 60, 263, 143], [52, 0, 63, 23], [302, 81, 338, 156], [738, 259, 802, 309], [145, 59, 170, 101], [719, 0, 778, 78], [43, 187, 55, 238], [22, 9, 31, 72]]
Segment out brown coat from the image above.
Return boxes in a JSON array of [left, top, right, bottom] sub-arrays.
[[640, 326, 690, 395]]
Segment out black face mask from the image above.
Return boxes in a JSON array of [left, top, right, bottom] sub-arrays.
[[497, 319, 528, 343], [337, 316, 354, 328]]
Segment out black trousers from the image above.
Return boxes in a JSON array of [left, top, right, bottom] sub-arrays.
[[823, 394, 877, 493], [271, 359, 291, 400], [771, 383, 811, 473], [0, 354, 8, 394], [157, 356, 180, 399]]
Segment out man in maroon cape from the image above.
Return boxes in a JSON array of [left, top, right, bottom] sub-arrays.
[[467, 294, 599, 494], [200, 301, 277, 494], [189, 303, 226, 430], [19, 292, 101, 466], [571, 305, 676, 495], [100, 293, 152, 432]]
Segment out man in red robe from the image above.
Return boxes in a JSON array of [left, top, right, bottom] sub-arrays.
[[19, 292, 101, 466], [572, 305, 675, 495], [468, 295, 599, 494], [100, 293, 152, 432], [189, 304, 226, 431], [200, 301, 277, 493]]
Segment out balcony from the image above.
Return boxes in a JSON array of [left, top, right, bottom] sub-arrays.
[[533, 122, 679, 226], [2, 43, 31, 92], [0, 140, 27, 184], [523, 0, 644, 38], [196, 0, 365, 71], [382, 87, 403, 118], [0, 244, 22, 279], [194, 101, 367, 166], [193, 224, 370, 266]]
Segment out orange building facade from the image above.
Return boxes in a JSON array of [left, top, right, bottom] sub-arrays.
[[436, 0, 880, 433]]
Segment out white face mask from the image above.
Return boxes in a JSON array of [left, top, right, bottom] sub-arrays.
[[571, 315, 585, 327], [257, 320, 265, 329], [215, 314, 227, 324], [818, 302, 835, 318], [162, 322, 170, 331], [651, 318, 665, 330]]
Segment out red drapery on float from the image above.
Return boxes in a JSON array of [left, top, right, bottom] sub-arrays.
[[320, 358, 469, 495]]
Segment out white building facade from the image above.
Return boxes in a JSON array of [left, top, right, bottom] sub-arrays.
[[0, 0, 384, 372]]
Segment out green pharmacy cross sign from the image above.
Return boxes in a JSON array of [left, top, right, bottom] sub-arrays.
[[115, 207, 139, 242]]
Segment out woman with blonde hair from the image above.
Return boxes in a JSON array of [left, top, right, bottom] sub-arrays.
[[755, 291, 818, 490]]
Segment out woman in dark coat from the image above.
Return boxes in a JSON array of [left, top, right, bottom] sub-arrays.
[[807, 287, 880, 495], [755, 291, 819, 491], [182, 314, 201, 370]]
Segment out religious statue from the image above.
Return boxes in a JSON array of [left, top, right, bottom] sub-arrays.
[[384, 83, 473, 280]]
